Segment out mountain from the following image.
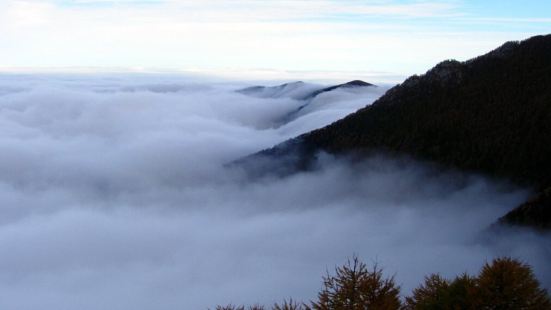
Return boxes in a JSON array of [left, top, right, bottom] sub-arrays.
[[236, 81, 315, 99], [499, 187, 551, 230], [241, 34, 551, 229], [302, 80, 374, 100], [237, 80, 377, 127], [237, 79, 374, 101]]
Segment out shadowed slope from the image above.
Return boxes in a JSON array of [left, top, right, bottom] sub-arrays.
[[246, 34, 551, 229]]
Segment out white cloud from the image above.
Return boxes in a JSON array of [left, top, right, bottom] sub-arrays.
[[0, 74, 548, 309]]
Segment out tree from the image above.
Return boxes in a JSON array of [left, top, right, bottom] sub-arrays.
[[404, 273, 478, 310], [311, 256, 401, 310], [213, 257, 550, 310], [404, 274, 450, 309], [476, 257, 551, 309], [445, 273, 479, 309]]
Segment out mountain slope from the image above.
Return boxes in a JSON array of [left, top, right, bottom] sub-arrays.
[[247, 34, 551, 229], [499, 187, 551, 230]]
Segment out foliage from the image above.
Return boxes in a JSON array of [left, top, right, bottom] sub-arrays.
[[213, 256, 550, 310], [404, 274, 450, 309], [311, 256, 401, 310], [404, 273, 478, 310], [476, 257, 551, 309], [405, 258, 551, 310]]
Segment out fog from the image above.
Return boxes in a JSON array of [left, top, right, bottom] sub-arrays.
[[0, 74, 548, 309]]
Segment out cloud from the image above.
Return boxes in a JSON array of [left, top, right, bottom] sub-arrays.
[[1, 0, 545, 76], [46, 0, 460, 20], [0, 74, 548, 309], [463, 16, 551, 24]]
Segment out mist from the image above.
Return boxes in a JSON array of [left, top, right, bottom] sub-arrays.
[[0, 73, 548, 310]]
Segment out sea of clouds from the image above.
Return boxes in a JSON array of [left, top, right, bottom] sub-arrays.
[[0, 73, 548, 309]]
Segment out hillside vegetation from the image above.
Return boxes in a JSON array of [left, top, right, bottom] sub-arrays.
[[252, 34, 551, 229]]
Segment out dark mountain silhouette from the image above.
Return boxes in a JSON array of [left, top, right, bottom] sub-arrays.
[[499, 187, 551, 230], [240, 34, 551, 230]]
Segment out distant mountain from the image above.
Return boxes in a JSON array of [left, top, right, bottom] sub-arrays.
[[241, 34, 551, 230], [237, 80, 377, 127], [302, 80, 374, 100], [237, 81, 314, 100], [237, 80, 375, 100]]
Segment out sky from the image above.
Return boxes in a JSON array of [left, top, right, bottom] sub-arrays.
[[1, 0, 551, 80]]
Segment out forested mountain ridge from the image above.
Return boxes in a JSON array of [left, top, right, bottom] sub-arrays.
[[247, 34, 551, 229]]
